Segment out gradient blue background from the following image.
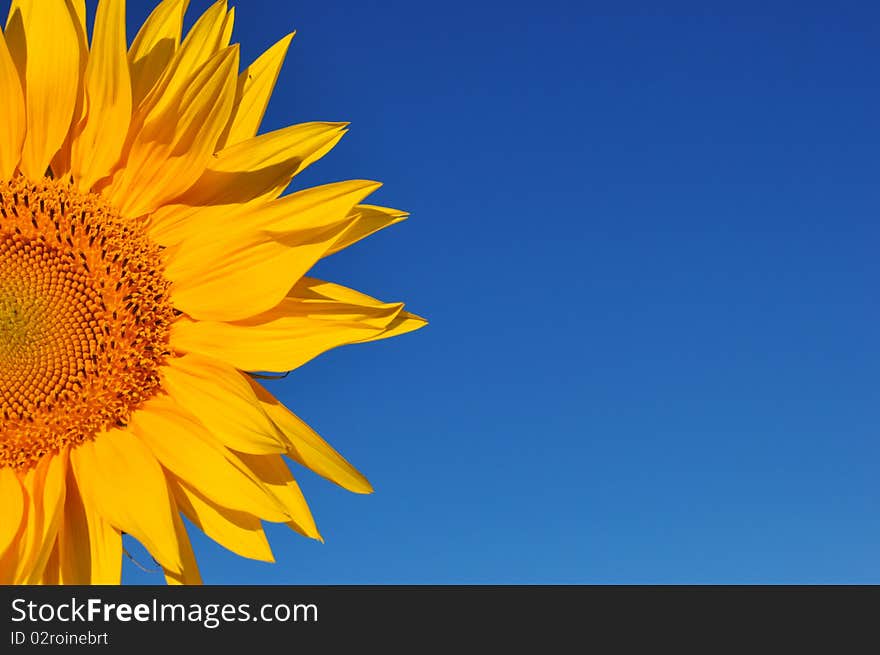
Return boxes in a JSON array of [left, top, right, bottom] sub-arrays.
[[121, 0, 880, 583]]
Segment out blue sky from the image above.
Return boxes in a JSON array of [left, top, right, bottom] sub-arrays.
[[124, 0, 880, 583]]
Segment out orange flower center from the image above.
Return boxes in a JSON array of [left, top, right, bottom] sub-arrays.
[[0, 177, 174, 470]]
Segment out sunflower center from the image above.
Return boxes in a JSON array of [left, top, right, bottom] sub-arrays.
[[0, 177, 175, 470]]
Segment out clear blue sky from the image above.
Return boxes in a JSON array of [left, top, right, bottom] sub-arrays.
[[122, 0, 880, 583]]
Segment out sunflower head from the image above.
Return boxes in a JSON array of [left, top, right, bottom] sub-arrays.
[[0, 0, 424, 585]]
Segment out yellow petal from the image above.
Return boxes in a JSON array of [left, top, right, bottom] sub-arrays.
[[219, 32, 294, 148], [106, 45, 238, 216], [70, 428, 183, 574], [0, 29, 25, 178], [166, 223, 355, 322], [81, 512, 122, 585], [173, 0, 230, 86], [170, 474, 274, 562], [46, 0, 87, 180], [171, 277, 425, 373], [147, 201, 243, 246], [294, 278, 429, 340], [161, 353, 286, 454], [40, 543, 61, 584], [149, 178, 374, 247], [57, 465, 123, 584], [164, 180, 379, 321], [130, 395, 290, 522], [0, 467, 25, 560], [247, 379, 373, 494], [22, 450, 68, 584], [377, 310, 430, 340], [70, 0, 132, 190], [128, 0, 187, 108], [325, 205, 409, 256], [12, 0, 83, 180], [136, 0, 228, 121], [57, 467, 89, 584], [220, 6, 234, 49], [163, 500, 202, 585], [236, 453, 321, 541], [4, 1, 26, 73], [176, 121, 348, 206]]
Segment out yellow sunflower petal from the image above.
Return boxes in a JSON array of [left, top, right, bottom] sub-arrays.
[[0, 467, 25, 560], [146, 201, 242, 246], [39, 544, 61, 584], [4, 1, 27, 72], [220, 6, 234, 48], [326, 205, 410, 256], [164, 180, 379, 321], [10, 0, 83, 180], [70, 429, 183, 574], [21, 451, 68, 584], [236, 452, 322, 541], [171, 277, 425, 373], [70, 0, 132, 190], [219, 31, 295, 148], [176, 121, 348, 206], [163, 501, 202, 585], [171, 0, 230, 86], [56, 467, 89, 583], [130, 396, 290, 522], [57, 466, 123, 584], [106, 44, 238, 217], [46, 0, 87, 179], [128, 0, 187, 108], [149, 177, 375, 247], [161, 353, 286, 455], [81, 514, 122, 584], [137, 0, 229, 120], [0, 29, 25, 178], [247, 379, 373, 495], [171, 474, 274, 562], [0, 0, 423, 587]]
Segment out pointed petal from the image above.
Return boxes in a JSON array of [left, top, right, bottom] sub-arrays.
[[164, 180, 379, 321], [70, 0, 132, 190], [161, 353, 287, 454], [247, 379, 374, 495], [136, 0, 228, 120], [106, 45, 238, 216], [170, 475, 274, 562], [4, 1, 27, 74], [171, 277, 425, 372], [128, 0, 187, 108], [70, 429, 183, 574], [237, 453, 321, 541], [81, 508, 123, 585], [326, 205, 409, 256], [219, 32, 294, 148], [130, 395, 290, 522], [149, 177, 373, 247], [177, 121, 348, 206], [163, 500, 202, 585], [220, 6, 234, 49]]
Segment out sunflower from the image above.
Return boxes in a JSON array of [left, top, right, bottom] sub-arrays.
[[0, 0, 424, 585]]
